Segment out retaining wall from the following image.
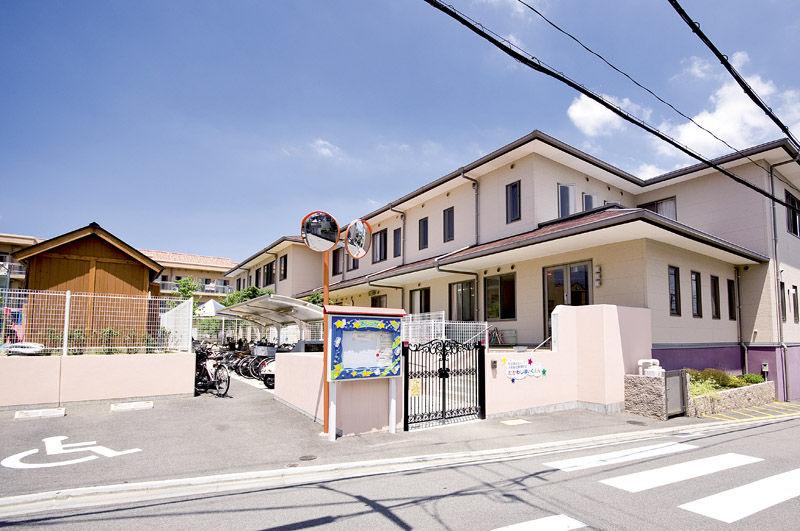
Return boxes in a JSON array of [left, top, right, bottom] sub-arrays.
[[687, 380, 776, 417]]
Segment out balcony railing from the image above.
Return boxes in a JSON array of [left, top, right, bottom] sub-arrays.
[[157, 281, 233, 295], [0, 262, 25, 277]]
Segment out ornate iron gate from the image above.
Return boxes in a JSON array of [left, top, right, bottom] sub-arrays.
[[403, 339, 486, 430]]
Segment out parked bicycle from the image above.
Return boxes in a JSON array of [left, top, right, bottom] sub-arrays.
[[195, 347, 230, 397]]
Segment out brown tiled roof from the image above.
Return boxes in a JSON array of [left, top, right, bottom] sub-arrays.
[[139, 249, 237, 268]]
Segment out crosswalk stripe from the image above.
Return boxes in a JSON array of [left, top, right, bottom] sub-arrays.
[[492, 514, 586, 530], [600, 453, 762, 492], [679, 467, 800, 523], [543, 442, 696, 472]]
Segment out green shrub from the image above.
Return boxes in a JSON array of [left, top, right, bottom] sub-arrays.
[[741, 373, 765, 384], [689, 379, 719, 398]]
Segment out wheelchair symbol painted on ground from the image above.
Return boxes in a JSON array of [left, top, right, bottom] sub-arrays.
[[1, 436, 141, 469]]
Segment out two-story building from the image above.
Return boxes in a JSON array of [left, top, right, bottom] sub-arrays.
[[139, 249, 237, 304], [285, 130, 800, 401]]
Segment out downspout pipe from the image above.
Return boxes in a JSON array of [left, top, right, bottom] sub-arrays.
[[736, 265, 746, 376], [460, 169, 480, 246], [769, 156, 800, 401], [366, 269, 405, 312], [436, 247, 480, 320]]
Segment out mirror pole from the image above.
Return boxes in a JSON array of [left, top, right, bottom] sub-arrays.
[[323, 250, 330, 435]]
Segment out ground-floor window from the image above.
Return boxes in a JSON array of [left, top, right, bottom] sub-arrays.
[[449, 280, 475, 321], [410, 288, 431, 314], [485, 273, 515, 320], [371, 294, 387, 308], [669, 266, 681, 316], [544, 261, 592, 336]]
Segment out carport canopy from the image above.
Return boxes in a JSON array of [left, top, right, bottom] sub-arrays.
[[216, 293, 323, 330]]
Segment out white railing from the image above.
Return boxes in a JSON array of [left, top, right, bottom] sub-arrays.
[[0, 262, 25, 276], [159, 282, 233, 295], [0, 288, 192, 355], [401, 313, 488, 345]]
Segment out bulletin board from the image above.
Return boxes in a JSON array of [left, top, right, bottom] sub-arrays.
[[327, 314, 402, 381]]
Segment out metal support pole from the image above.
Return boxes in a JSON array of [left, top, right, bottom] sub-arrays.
[[62, 290, 71, 356], [323, 251, 330, 435], [389, 378, 397, 434], [328, 381, 336, 441]]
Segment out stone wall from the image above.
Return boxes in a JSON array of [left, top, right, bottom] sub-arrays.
[[688, 381, 776, 417], [624, 374, 667, 421]]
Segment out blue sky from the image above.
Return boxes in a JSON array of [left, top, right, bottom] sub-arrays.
[[2, 0, 799, 262]]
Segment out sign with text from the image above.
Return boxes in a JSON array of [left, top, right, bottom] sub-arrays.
[[327, 312, 403, 381]]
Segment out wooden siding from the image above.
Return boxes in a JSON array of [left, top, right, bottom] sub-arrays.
[[26, 235, 150, 296]]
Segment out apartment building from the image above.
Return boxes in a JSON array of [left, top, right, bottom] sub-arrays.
[[286, 130, 800, 400], [0, 233, 40, 290], [223, 236, 323, 298], [139, 249, 237, 303]]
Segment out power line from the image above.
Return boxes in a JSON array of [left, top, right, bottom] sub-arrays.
[[514, 0, 769, 172], [667, 0, 800, 153], [420, 0, 800, 213]]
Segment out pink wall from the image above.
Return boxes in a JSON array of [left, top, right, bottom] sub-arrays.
[[486, 305, 652, 416], [275, 352, 405, 435], [0, 353, 195, 408]]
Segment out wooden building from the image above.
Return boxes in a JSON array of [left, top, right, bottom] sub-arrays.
[[13, 222, 162, 295]]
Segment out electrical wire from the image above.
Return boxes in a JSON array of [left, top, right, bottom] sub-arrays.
[[667, 0, 800, 153], [421, 0, 800, 213], [514, 0, 769, 172]]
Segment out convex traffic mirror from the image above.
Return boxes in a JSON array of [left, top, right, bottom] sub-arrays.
[[301, 211, 340, 253], [345, 219, 372, 259]]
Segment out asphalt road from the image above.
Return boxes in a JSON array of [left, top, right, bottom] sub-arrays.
[[3, 417, 800, 529]]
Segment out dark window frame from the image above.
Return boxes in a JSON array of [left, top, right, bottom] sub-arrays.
[[409, 287, 431, 314], [279, 255, 288, 281], [710, 275, 720, 319], [787, 190, 800, 237], [668, 266, 681, 316], [794, 286, 799, 324], [506, 180, 521, 223], [484, 273, 516, 321], [393, 228, 402, 258], [727, 279, 737, 320], [781, 281, 787, 322], [449, 280, 476, 321], [443, 207, 455, 242], [264, 262, 274, 285], [347, 255, 359, 271], [691, 271, 702, 318], [332, 248, 342, 276], [255, 268, 261, 288], [372, 229, 387, 263], [419, 217, 428, 250]]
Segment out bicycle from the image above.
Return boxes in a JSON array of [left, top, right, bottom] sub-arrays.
[[195, 348, 230, 397]]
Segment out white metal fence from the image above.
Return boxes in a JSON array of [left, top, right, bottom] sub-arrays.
[[192, 318, 324, 345], [401, 313, 488, 345], [0, 288, 192, 355]]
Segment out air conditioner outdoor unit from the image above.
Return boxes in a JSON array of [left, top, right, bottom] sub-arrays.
[[367, 290, 379, 297]]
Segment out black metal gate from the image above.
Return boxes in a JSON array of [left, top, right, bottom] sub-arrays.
[[403, 339, 486, 430]]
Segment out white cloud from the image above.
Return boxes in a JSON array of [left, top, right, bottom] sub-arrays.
[[658, 75, 782, 157], [731, 51, 749, 70], [567, 94, 651, 137], [682, 56, 714, 79], [474, 0, 527, 17], [312, 139, 342, 158], [636, 163, 667, 179]]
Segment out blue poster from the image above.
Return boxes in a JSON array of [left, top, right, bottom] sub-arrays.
[[329, 315, 402, 381]]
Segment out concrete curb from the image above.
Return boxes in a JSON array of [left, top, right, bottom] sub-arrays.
[[0, 415, 795, 519]]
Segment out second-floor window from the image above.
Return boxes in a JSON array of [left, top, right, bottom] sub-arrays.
[[787, 190, 800, 236], [332, 248, 342, 275], [393, 228, 402, 257], [443, 207, 454, 242], [711, 275, 720, 319], [255, 268, 261, 288], [640, 197, 677, 220], [583, 193, 598, 210], [727, 279, 736, 320], [691, 271, 702, 317], [372, 229, 387, 263], [558, 184, 575, 218], [347, 255, 359, 271], [669, 266, 681, 316], [506, 181, 521, 223], [264, 262, 274, 285], [279, 255, 287, 281], [419, 218, 428, 249]]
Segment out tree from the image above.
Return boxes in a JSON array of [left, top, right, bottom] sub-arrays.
[[222, 286, 273, 307], [174, 276, 202, 314], [307, 291, 324, 306]]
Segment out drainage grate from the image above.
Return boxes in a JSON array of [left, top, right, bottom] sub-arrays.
[[299, 455, 317, 461]]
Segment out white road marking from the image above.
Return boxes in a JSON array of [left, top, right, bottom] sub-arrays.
[[230, 373, 274, 393], [1, 436, 141, 469], [110, 401, 153, 412], [600, 453, 763, 492], [492, 514, 586, 530], [679, 467, 800, 523], [543, 442, 696, 472], [14, 408, 65, 420]]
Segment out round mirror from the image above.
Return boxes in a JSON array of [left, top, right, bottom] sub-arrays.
[[301, 211, 340, 253], [345, 219, 372, 259]]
